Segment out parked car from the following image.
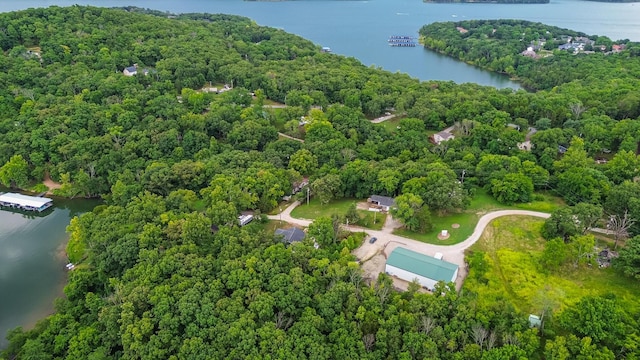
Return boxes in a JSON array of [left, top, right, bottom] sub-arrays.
[[369, 236, 378, 244]]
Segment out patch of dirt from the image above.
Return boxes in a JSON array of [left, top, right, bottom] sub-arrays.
[[437, 233, 450, 240], [43, 172, 62, 194], [451, 223, 460, 229], [360, 253, 386, 282], [390, 276, 429, 293], [356, 201, 374, 210]]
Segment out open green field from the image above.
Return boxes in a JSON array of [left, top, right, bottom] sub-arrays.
[[394, 189, 565, 245], [290, 198, 386, 230], [355, 210, 386, 231], [374, 117, 403, 133], [464, 216, 640, 315], [291, 198, 355, 219]]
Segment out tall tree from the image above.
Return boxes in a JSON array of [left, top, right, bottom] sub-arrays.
[[614, 235, 640, 280], [0, 154, 29, 188]]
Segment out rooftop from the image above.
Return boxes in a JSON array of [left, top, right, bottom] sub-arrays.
[[435, 131, 454, 139], [386, 247, 458, 282], [369, 195, 396, 207], [275, 227, 306, 244], [0, 192, 53, 208]]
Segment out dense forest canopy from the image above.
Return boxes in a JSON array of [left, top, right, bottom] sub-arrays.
[[1, 6, 640, 360]]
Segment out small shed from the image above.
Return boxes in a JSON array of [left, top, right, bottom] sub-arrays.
[[385, 247, 459, 291], [368, 195, 396, 212], [528, 314, 542, 328], [275, 227, 306, 244]]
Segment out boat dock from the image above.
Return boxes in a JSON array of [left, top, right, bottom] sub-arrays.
[[0, 192, 53, 212], [388, 35, 417, 47]]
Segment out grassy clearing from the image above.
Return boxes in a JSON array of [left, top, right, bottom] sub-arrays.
[[261, 219, 291, 233], [464, 216, 640, 315], [375, 117, 403, 133], [268, 199, 295, 215], [394, 189, 564, 245], [356, 210, 386, 230], [291, 198, 358, 219], [290, 198, 386, 230]]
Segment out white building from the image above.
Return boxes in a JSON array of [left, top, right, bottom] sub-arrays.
[[385, 247, 459, 291], [0, 192, 53, 212], [432, 131, 454, 145]]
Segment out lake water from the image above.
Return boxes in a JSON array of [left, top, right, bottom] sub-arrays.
[[4, 0, 640, 88], [0, 198, 98, 348]]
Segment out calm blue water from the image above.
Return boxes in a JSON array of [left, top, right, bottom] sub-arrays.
[[0, 198, 98, 348], [4, 1, 640, 88]]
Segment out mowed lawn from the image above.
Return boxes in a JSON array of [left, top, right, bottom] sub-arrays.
[[291, 198, 356, 219], [395, 189, 565, 245], [290, 198, 386, 230], [464, 216, 640, 315]]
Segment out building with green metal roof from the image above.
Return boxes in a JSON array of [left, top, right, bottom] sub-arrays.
[[385, 247, 459, 291]]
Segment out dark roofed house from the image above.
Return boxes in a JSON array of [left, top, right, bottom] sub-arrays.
[[123, 64, 138, 76], [275, 227, 306, 244], [368, 195, 396, 212]]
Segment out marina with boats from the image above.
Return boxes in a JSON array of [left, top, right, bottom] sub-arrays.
[[388, 35, 417, 47]]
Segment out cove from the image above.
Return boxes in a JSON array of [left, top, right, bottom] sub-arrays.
[[3, 0, 640, 88], [0, 196, 99, 348]]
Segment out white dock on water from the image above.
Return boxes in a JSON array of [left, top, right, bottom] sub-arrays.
[[0, 192, 53, 212]]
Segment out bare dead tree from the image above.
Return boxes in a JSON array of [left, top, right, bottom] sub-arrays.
[[419, 316, 435, 335], [362, 333, 375, 352], [608, 211, 635, 249], [487, 331, 497, 351], [570, 102, 587, 120], [471, 324, 488, 350], [375, 284, 390, 306], [275, 311, 293, 330], [503, 333, 519, 346], [349, 268, 362, 289]]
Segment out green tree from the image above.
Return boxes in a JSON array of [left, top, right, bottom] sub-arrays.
[[345, 202, 359, 225], [311, 174, 342, 205], [558, 295, 627, 348], [540, 238, 568, 271], [604, 150, 640, 185], [391, 193, 424, 232], [0, 154, 29, 188], [288, 149, 318, 176], [308, 216, 337, 248], [490, 172, 534, 204], [614, 236, 640, 280], [553, 137, 594, 173], [572, 202, 603, 235], [542, 207, 579, 241]]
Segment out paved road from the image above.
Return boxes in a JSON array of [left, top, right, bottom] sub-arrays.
[[269, 203, 548, 269]]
